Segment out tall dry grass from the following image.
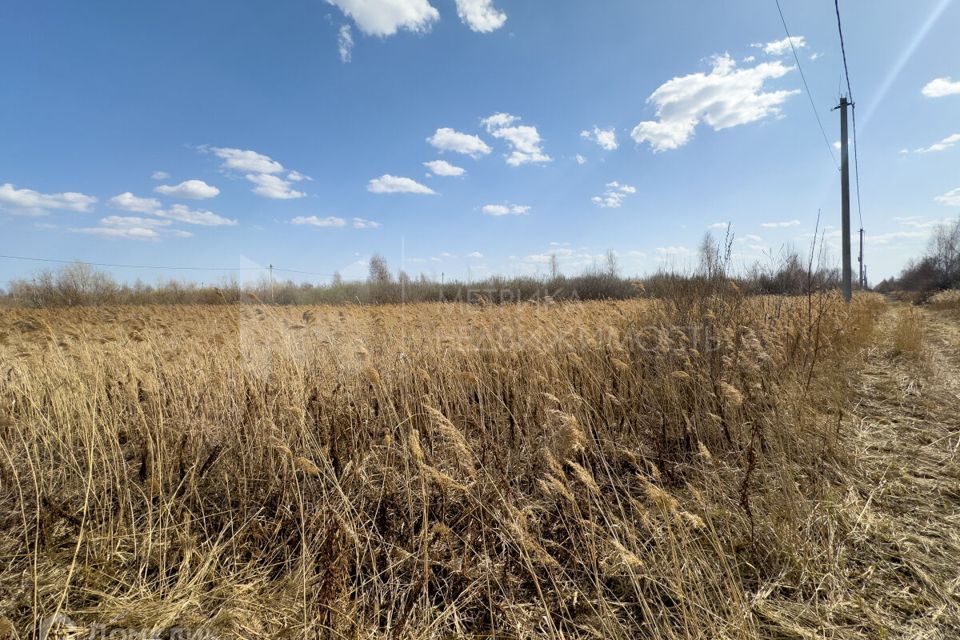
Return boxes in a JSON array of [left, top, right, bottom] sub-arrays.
[[0, 291, 883, 638]]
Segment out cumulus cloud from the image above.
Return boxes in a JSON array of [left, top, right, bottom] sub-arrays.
[[936, 188, 960, 206], [244, 174, 305, 200], [203, 147, 309, 199], [209, 147, 285, 174], [592, 181, 636, 208], [368, 174, 436, 194], [482, 113, 552, 166], [907, 133, 960, 154], [74, 226, 162, 240], [100, 215, 170, 228], [481, 203, 530, 216], [352, 217, 381, 229], [575, 154, 587, 165], [424, 159, 466, 176], [108, 192, 161, 213], [0, 183, 97, 215], [426, 128, 492, 157], [760, 219, 801, 228], [154, 204, 237, 226], [154, 179, 220, 200], [467, 251, 483, 258], [292, 215, 347, 228], [326, 0, 439, 36], [338, 24, 354, 62], [71, 215, 192, 240], [631, 54, 798, 152], [922, 77, 960, 98], [580, 126, 618, 151], [151, 171, 170, 180], [707, 222, 730, 229], [756, 36, 806, 56], [455, 0, 506, 32]]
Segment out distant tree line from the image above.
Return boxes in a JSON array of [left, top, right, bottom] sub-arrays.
[[0, 233, 852, 308], [875, 217, 960, 298]]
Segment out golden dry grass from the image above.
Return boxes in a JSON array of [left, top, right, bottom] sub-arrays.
[[2, 291, 955, 639]]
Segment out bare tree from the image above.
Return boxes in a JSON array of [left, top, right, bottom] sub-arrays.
[[368, 254, 392, 285], [605, 250, 619, 277], [549, 253, 559, 280]]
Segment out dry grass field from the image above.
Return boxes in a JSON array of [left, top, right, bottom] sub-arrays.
[[0, 291, 957, 639]]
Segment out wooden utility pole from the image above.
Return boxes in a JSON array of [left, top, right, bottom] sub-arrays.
[[838, 97, 852, 302]]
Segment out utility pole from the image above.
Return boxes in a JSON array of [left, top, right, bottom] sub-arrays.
[[269, 264, 275, 303], [837, 96, 852, 302], [858, 228, 865, 289]]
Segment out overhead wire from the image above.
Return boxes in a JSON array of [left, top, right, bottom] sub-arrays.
[[775, 0, 839, 170]]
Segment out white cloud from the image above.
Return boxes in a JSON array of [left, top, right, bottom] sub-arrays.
[[151, 171, 170, 180], [580, 126, 618, 151], [326, 0, 439, 36], [209, 147, 285, 174], [426, 128, 492, 157], [894, 215, 955, 229], [483, 113, 552, 166], [631, 54, 798, 152], [71, 215, 191, 240], [761, 219, 801, 228], [423, 159, 466, 176], [74, 226, 161, 239], [0, 183, 97, 215], [352, 217, 381, 229], [455, 0, 506, 32], [482, 203, 530, 216], [154, 179, 220, 200], [287, 170, 311, 182], [101, 215, 171, 229], [368, 174, 436, 194], [655, 246, 694, 258], [757, 36, 806, 56], [591, 181, 636, 208], [809, 52, 822, 61], [936, 188, 960, 206], [338, 24, 354, 62], [108, 192, 161, 213], [922, 77, 960, 98], [292, 215, 347, 228], [481, 113, 519, 130], [908, 133, 960, 154], [707, 222, 729, 229], [244, 173, 305, 199], [575, 154, 587, 165], [467, 251, 483, 258], [155, 204, 237, 226], [867, 230, 930, 245]]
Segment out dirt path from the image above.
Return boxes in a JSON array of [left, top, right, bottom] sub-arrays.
[[842, 303, 960, 637]]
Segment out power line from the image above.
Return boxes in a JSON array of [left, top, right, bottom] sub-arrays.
[[0, 254, 260, 271], [833, 0, 853, 101], [272, 267, 336, 277], [0, 254, 333, 278], [774, 0, 838, 169], [834, 0, 864, 231]]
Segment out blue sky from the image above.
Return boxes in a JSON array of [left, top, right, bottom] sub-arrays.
[[1, 0, 959, 286]]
